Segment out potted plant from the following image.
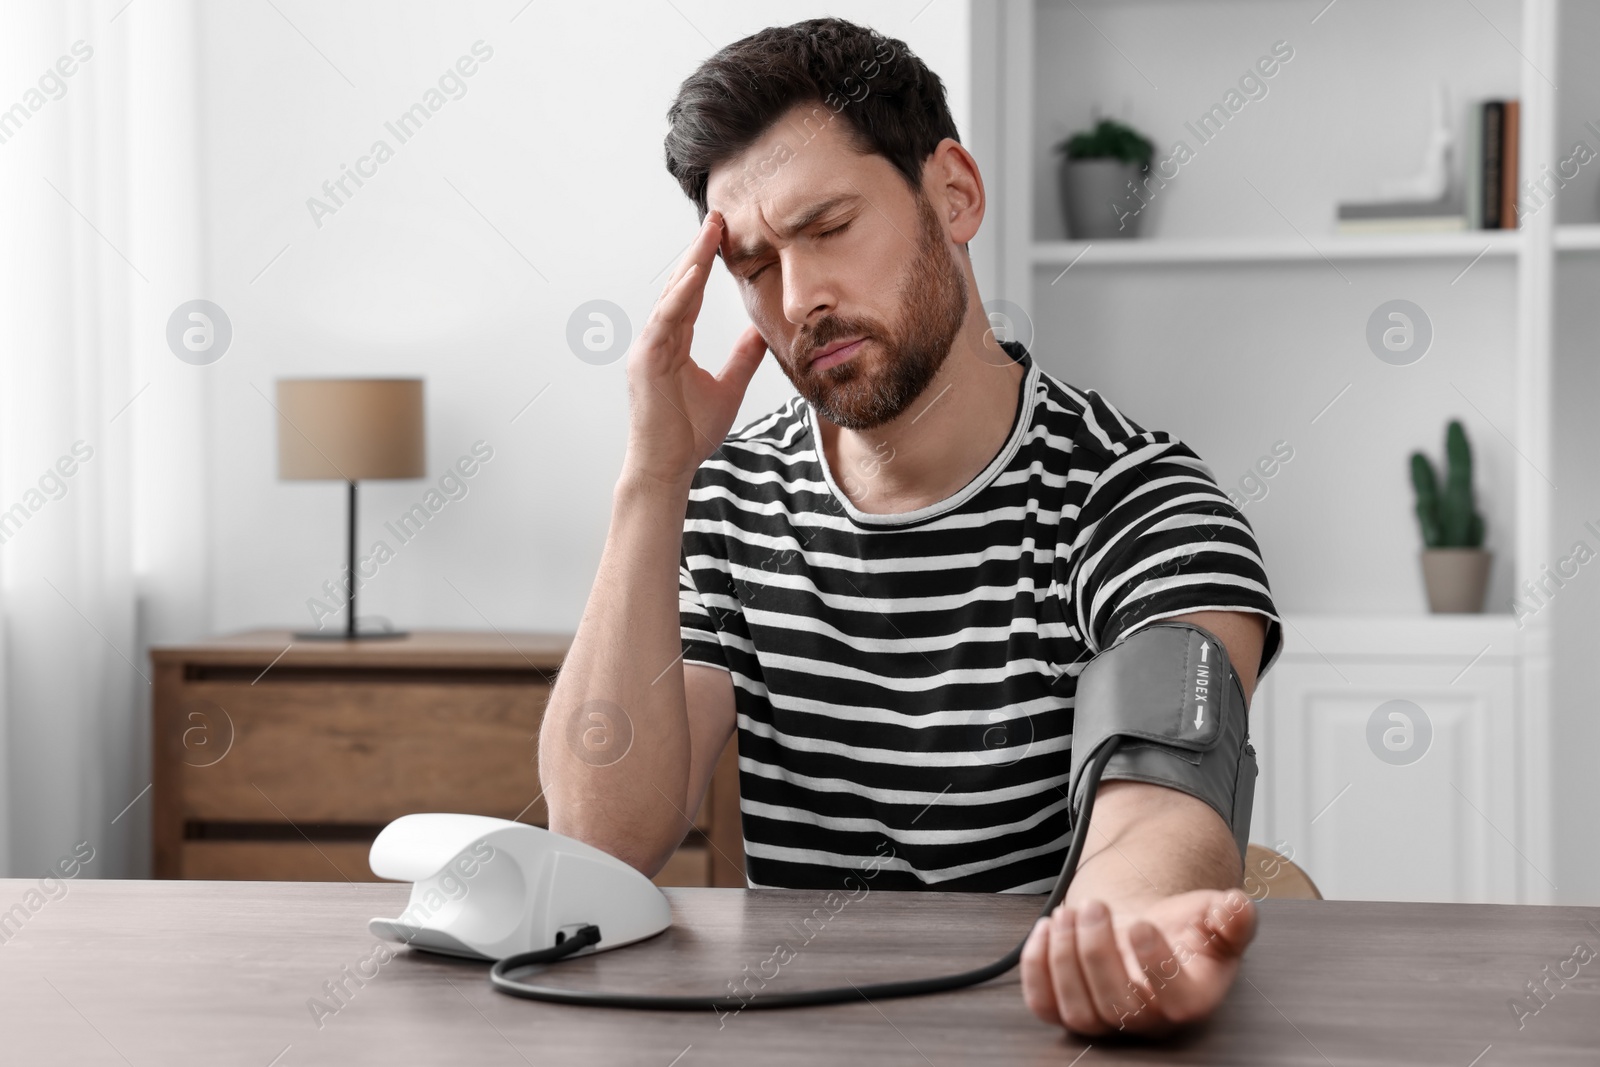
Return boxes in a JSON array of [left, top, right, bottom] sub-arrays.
[[1410, 419, 1490, 612], [1053, 117, 1155, 240]]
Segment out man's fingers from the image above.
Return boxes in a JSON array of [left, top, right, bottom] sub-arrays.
[[1019, 917, 1063, 1027], [652, 210, 727, 335], [1125, 920, 1181, 1025], [654, 260, 704, 322], [659, 213, 714, 295], [1074, 900, 1146, 1033], [1047, 905, 1106, 1035], [1026, 893, 1251, 1036], [716, 325, 768, 389], [1126, 912, 1239, 1030], [1202, 890, 1257, 957], [661, 210, 723, 299], [632, 265, 698, 368]]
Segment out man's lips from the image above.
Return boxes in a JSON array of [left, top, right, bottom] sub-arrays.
[[808, 336, 867, 371]]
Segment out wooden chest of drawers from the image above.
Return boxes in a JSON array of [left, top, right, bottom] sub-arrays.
[[150, 630, 744, 887]]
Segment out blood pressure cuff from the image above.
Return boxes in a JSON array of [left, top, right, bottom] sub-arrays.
[[1067, 621, 1257, 860]]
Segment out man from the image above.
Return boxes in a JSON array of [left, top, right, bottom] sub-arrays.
[[539, 17, 1284, 1036]]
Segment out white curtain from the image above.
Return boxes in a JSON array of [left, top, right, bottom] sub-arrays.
[[0, 0, 209, 878]]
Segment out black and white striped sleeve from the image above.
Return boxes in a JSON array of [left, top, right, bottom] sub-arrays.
[[1068, 435, 1284, 679], [679, 546, 730, 672]]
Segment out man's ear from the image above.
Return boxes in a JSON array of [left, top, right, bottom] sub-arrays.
[[926, 138, 985, 246]]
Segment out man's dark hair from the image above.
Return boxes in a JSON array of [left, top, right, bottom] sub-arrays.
[[664, 17, 961, 220]]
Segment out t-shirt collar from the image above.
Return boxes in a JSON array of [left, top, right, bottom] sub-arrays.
[[806, 340, 1040, 527]]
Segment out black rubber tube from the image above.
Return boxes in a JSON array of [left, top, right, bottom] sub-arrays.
[[488, 739, 1122, 1010]]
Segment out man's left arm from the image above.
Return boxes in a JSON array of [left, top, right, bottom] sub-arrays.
[[1019, 609, 1266, 1036]]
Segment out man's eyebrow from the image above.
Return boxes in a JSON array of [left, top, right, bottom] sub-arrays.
[[719, 193, 861, 270]]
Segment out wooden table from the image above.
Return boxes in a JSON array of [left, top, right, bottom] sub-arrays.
[[2, 880, 1596, 1065]]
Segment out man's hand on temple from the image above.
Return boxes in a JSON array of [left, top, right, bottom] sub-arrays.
[[1019, 886, 1257, 1036]]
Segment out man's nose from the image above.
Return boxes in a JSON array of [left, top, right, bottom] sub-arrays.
[[782, 251, 837, 327]]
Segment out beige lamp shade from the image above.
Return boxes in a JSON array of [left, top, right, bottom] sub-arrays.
[[276, 378, 426, 481]]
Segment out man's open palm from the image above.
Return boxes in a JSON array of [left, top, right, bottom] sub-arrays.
[[1020, 888, 1257, 1036]]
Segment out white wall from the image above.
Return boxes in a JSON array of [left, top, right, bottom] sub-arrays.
[[193, 0, 972, 637]]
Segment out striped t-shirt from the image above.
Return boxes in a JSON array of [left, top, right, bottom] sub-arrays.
[[678, 340, 1283, 892]]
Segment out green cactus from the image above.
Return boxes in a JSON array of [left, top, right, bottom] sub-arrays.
[[1409, 419, 1485, 549], [1410, 453, 1442, 547]]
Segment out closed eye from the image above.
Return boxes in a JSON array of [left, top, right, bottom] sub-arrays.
[[745, 220, 852, 283]]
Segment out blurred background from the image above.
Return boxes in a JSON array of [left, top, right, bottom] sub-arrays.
[[0, 0, 1593, 908]]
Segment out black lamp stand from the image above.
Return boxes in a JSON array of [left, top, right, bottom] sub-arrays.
[[294, 480, 408, 641]]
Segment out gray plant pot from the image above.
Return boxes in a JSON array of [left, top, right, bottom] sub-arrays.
[[1419, 548, 1491, 613], [1059, 157, 1147, 239]]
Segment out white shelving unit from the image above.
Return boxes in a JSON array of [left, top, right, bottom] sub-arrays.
[[970, 0, 1561, 903], [1554, 223, 1600, 250], [1029, 223, 1600, 265], [1032, 230, 1524, 268]]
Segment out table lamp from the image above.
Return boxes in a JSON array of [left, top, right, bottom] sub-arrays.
[[277, 377, 425, 640]]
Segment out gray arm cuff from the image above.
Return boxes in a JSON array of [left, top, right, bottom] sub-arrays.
[[1094, 722, 1257, 860], [1067, 621, 1257, 860]]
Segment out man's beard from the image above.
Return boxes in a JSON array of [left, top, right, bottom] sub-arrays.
[[783, 193, 969, 431]]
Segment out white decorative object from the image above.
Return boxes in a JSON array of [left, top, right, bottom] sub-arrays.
[[1373, 81, 1455, 202], [367, 813, 672, 961]]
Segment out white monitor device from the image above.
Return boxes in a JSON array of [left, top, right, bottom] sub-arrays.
[[367, 813, 672, 961]]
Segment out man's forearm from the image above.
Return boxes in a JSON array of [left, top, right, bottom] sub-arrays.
[[1060, 611, 1263, 909], [538, 470, 697, 873], [1065, 780, 1243, 908]]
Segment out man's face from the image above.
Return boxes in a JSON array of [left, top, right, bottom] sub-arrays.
[[706, 102, 968, 430]]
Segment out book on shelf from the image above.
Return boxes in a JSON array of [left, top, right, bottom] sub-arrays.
[[1482, 101, 1503, 228], [1478, 98, 1519, 230], [1337, 217, 1467, 235], [1337, 199, 1465, 235], [1500, 99, 1520, 229]]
